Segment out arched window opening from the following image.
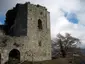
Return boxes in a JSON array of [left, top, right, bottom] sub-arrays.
[[9, 49, 20, 63], [38, 19, 43, 30]]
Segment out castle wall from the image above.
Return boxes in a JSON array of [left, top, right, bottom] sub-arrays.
[[13, 4, 27, 36], [0, 2, 51, 64], [0, 36, 29, 64], [27, 3, 51, 61]]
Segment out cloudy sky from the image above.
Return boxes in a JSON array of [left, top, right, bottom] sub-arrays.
[[0, 0, 85, 48]]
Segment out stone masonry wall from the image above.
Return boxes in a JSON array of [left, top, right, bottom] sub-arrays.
[[0, 2, 51, 64], [27, 3, 51, 61]]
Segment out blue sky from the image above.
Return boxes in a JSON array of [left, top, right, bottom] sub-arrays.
[[0, 15, 5, 24], [64, 12, 78, 24]]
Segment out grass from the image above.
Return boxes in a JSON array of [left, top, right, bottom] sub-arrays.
[[7, 57, 82, 64], [20, 58, 69, 64]]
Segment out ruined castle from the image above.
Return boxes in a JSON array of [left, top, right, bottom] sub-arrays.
[[0, 2, 51, 64]]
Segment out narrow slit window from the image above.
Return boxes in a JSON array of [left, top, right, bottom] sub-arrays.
[[39, 41, 41, 46], [38, 19, 42, 30]]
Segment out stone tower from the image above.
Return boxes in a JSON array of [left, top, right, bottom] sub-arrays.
[[0, 2, 51, 64]]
